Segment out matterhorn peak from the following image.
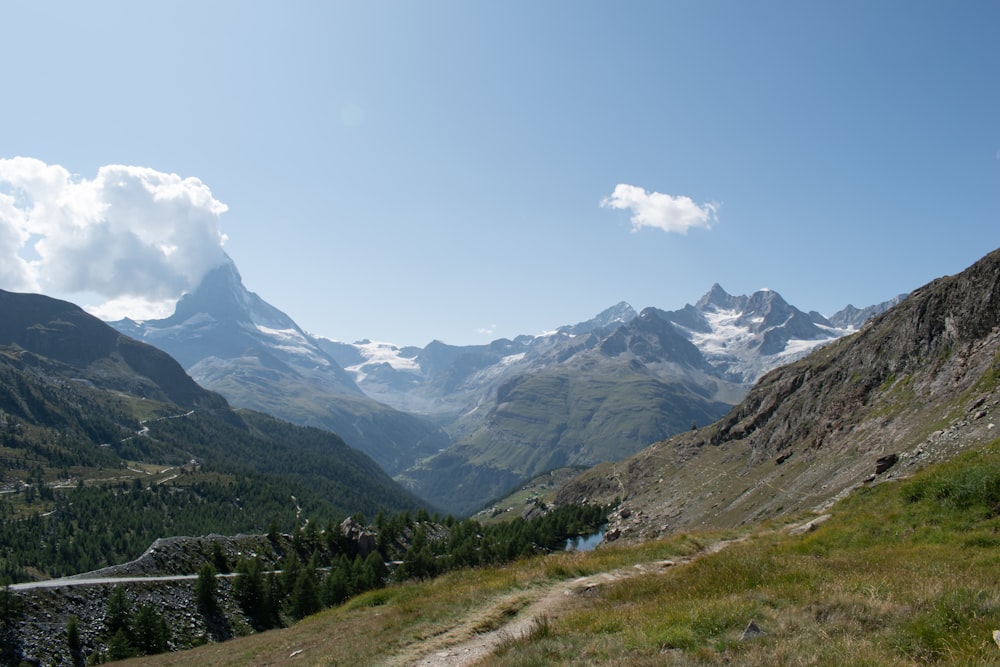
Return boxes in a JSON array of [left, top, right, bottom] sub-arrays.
[[161, 254, 295, 332]]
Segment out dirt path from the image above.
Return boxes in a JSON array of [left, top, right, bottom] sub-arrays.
[[382, 559, 687, 667], [384, 532, 764, 667]]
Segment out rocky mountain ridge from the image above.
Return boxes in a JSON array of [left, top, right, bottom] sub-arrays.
[[356, 287, 901, 514], [554, 247, 1000, 543], [110, 258, 451, 476], [108, 254, 902, 515]]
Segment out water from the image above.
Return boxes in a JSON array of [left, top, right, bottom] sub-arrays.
[[564, 527, 605, 552]]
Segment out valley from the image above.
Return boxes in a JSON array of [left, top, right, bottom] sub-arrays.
[[109, 255, 902, 515], [1, 245, 996, 665]]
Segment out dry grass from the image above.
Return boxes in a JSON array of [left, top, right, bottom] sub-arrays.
[[119, 439, 1000, 667]]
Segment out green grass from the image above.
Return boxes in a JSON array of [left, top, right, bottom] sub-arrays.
[[479, 437, 1000, 666], [121, 437, 1000, 666]]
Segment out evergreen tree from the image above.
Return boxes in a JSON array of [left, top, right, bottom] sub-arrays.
[[106, 628, 136, 661], [132, 604, 170, 655], [281, 551, 301, 598], [234, 557, 270, 630], [66, 615, 83, 667], [211, 541, 229, 574], [289, 566, 321, 620], [361, 551, 388, 591], [103, 585, 130, 637], [195, 563, 218, 614], [321, 566, 349, 607], [398, 527, 436, 581]]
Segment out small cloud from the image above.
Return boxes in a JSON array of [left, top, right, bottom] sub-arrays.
[[0, 157, 229, 310], [600, 183, 718, 234], [85, 294, 178, 322], [477, 324, 497, 336]]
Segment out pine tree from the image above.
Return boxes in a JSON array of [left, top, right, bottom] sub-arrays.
[[362, 551, 388, 591], [67, 615, 83, 667], [103, 585, 130, 637], [106, 628, 136, 661], [132, 604, 170, 655], [322, 566, 349, 607], [234, 557, 270, 630], [289, 566, 321, 620], [195, 563, 218, 614], [281, 551, 301, 598], [211, 541, 229, 574]]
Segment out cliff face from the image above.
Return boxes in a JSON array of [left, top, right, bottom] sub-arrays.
[[556, 248, 1000, 543]]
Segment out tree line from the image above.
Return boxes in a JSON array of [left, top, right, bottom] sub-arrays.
[[1, 502, 608, 664]]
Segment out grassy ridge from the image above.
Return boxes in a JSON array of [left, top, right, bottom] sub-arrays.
[[485, 436, 1000, 665], [123, 436, 1000, 666]]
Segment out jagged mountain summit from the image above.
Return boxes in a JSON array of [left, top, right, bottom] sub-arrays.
[[657, 284, 865, 384], [115, 259, 359, 392], [321, 284, 901, 436], [826, 293, 908, 329], [109, 256, 451, 476], [555, 247, 1000, 544], [108, 254, 901, 516], [316, 286, 899, 515]]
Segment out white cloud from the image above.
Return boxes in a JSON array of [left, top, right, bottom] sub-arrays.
[[0, 157, 229, 317], [600, 183, 718, 234]]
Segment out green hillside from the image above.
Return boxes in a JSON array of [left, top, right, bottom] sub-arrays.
[[0, 290, 428, 581], [108, 435, 1000, 666], [402, 363, 731, 516]]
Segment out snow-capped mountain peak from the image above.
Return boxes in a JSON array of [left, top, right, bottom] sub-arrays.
[[109, 254, 355, 388], [662, 285, 854, 383]]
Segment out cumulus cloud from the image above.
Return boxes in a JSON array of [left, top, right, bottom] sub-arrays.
[[600, 183, 718, 234], [0, 157, 229, 318]]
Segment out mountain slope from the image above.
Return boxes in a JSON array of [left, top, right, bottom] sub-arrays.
[[107, 255, 899, 517], [396, 308, 746, 515], [110, 258, 451, 475], [0, 290, 228, 412], [0, 289, 428, 579], [555, 247, 1000, 543], [383, 289, 883, 516]]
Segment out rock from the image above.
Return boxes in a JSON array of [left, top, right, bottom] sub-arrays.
[[340, 517, 377, 557], [740, 619, 766, 641], [875, 454, 899, 475], [789, 514, 832, 536]]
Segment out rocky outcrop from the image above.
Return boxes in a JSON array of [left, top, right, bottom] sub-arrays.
[[340, 517, 377, 557]]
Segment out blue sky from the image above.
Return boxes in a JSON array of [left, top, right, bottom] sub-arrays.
[[1, 1, 998, 346]]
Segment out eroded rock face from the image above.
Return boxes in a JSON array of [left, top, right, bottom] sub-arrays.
[[340, 517, 377, 557]]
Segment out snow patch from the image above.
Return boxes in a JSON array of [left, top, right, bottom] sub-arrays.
[[254, 324, 330, 366], [500, 352, 526, 366], [349, 340, 421, 373]]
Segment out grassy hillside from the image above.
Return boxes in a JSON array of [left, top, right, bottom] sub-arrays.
[[117, 435, 1000, 665], [402, 364, 732, 516], [0, 291, 429, 581]]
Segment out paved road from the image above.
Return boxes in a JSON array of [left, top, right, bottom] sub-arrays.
[[8, 572, 240, 592]]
